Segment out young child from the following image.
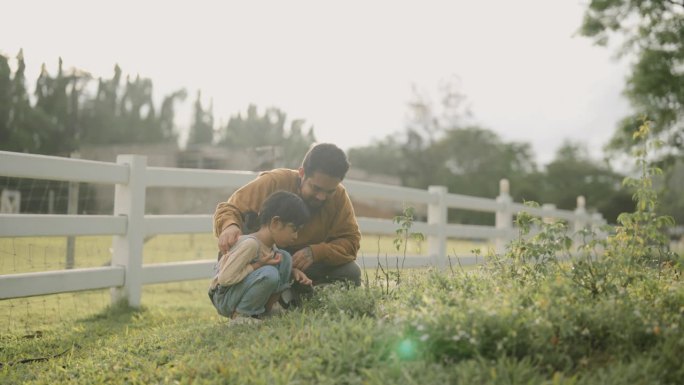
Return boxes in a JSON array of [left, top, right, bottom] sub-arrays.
[[208, 191, 313, 320]]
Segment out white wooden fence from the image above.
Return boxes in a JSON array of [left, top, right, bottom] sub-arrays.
[[0, 151, 605, 307]]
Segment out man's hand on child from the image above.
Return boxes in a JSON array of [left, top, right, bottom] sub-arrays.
[[218, 224, 242, 253]]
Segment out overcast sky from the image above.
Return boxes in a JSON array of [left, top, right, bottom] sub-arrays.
[[1, 0, 632, 166]]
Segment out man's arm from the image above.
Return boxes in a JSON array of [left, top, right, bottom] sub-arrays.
[[213, 173, 279, 250], [309, 189, 361, 266], [213, 202, 243, 238]]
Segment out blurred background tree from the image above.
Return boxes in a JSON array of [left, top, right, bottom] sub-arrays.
[[33, 57, 89, 154], [580, 0, 684, 159], [580, 0, 684, 224], [542, 141, 633, 223], [218, 104, 316, 168], [187, 90, 214, 146], [0, 51, 315, 167], [348, 78, 634, 224], [0, 49, 49, 154]]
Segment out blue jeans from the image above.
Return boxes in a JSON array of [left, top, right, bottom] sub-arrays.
[[209, 250, 292, 317]]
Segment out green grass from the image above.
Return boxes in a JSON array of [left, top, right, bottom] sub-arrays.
[[0, 234, 484, 337], [2, 264, 682, 384], [2, 231, 682, 384]]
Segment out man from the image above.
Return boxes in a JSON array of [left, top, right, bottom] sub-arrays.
[[213, 143, 362, 291]]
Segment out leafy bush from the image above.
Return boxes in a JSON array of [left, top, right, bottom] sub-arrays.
[[363, 119, 684, 383]]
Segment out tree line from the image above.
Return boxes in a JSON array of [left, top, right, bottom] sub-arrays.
[[0, 50, 677, 224], [3, 0, 683, 227], [348, 84, 635, 225], [0, 50, 316, 169]]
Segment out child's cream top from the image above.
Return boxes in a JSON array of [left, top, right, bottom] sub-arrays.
[[209, 235, 273, 290]]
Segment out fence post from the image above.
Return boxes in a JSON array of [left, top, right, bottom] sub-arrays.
[[111, 155, 147, 308], [495, 179, 512, 254], [66, 152, 80, 269], [428, 185, 448, 268], [574, 196, 587, 232], [542, 203, 556, 224]]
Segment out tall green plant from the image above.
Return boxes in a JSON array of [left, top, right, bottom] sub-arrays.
[[393, 205, 425, 271], [605, 119, 677, 266], [371, 206, 425, 295], [487, 201, 572, 285], [570, 119, 678, 296]]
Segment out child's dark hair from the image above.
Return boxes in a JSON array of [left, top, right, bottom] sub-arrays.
[[301, 143, 350, 180], [242, 191, 310, 232]]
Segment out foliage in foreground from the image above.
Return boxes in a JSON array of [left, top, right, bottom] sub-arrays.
[[1, 259, 681, 385]]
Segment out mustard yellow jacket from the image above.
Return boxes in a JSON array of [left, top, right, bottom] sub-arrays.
[[213, 169, 361, 266]]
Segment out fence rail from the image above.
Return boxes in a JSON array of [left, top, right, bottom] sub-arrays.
[[0, 150, 605, 306]]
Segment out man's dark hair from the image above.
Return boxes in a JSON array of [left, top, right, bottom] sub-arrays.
[[243, 191, 310, 232], [301, 143, 350, 180]]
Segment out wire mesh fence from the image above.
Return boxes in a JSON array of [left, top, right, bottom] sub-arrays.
[[1, 173, 226, 334]]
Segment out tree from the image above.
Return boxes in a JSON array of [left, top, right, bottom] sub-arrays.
[[159, 89, 187, 141], [218, 104, 316, 168], [399, 79, 472, 189], [436, 127, 537, 197], [580, 0, 684, 161], [80, 65, 124, 145], [5, 49, 34, 151], [0, 49, 56, 154], [0, 54, 12, 147], [348, 137, 404, 177], [187, 90, 214, 145], [542, 141, 633, 223], [79, 65, 184, 146], [119, 74, 167, 143], [34, 58, 90, 155], [433, 126, 539, 225], [349, 79, 541, 225], [1, 54, 187, 155], [281, 118, 317, 168], [580, 1, 684, 223], [656, 158, 684, 224]]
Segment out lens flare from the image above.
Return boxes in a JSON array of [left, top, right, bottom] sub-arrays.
[[396, 338, 418, 361]]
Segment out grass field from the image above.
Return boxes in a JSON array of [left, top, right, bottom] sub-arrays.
[[0, 234, 488, 334], [2, 264, 682, 384], [2, 234, 682, 384]]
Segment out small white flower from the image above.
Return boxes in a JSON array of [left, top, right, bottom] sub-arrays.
[[420, 334, 429, 342]]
